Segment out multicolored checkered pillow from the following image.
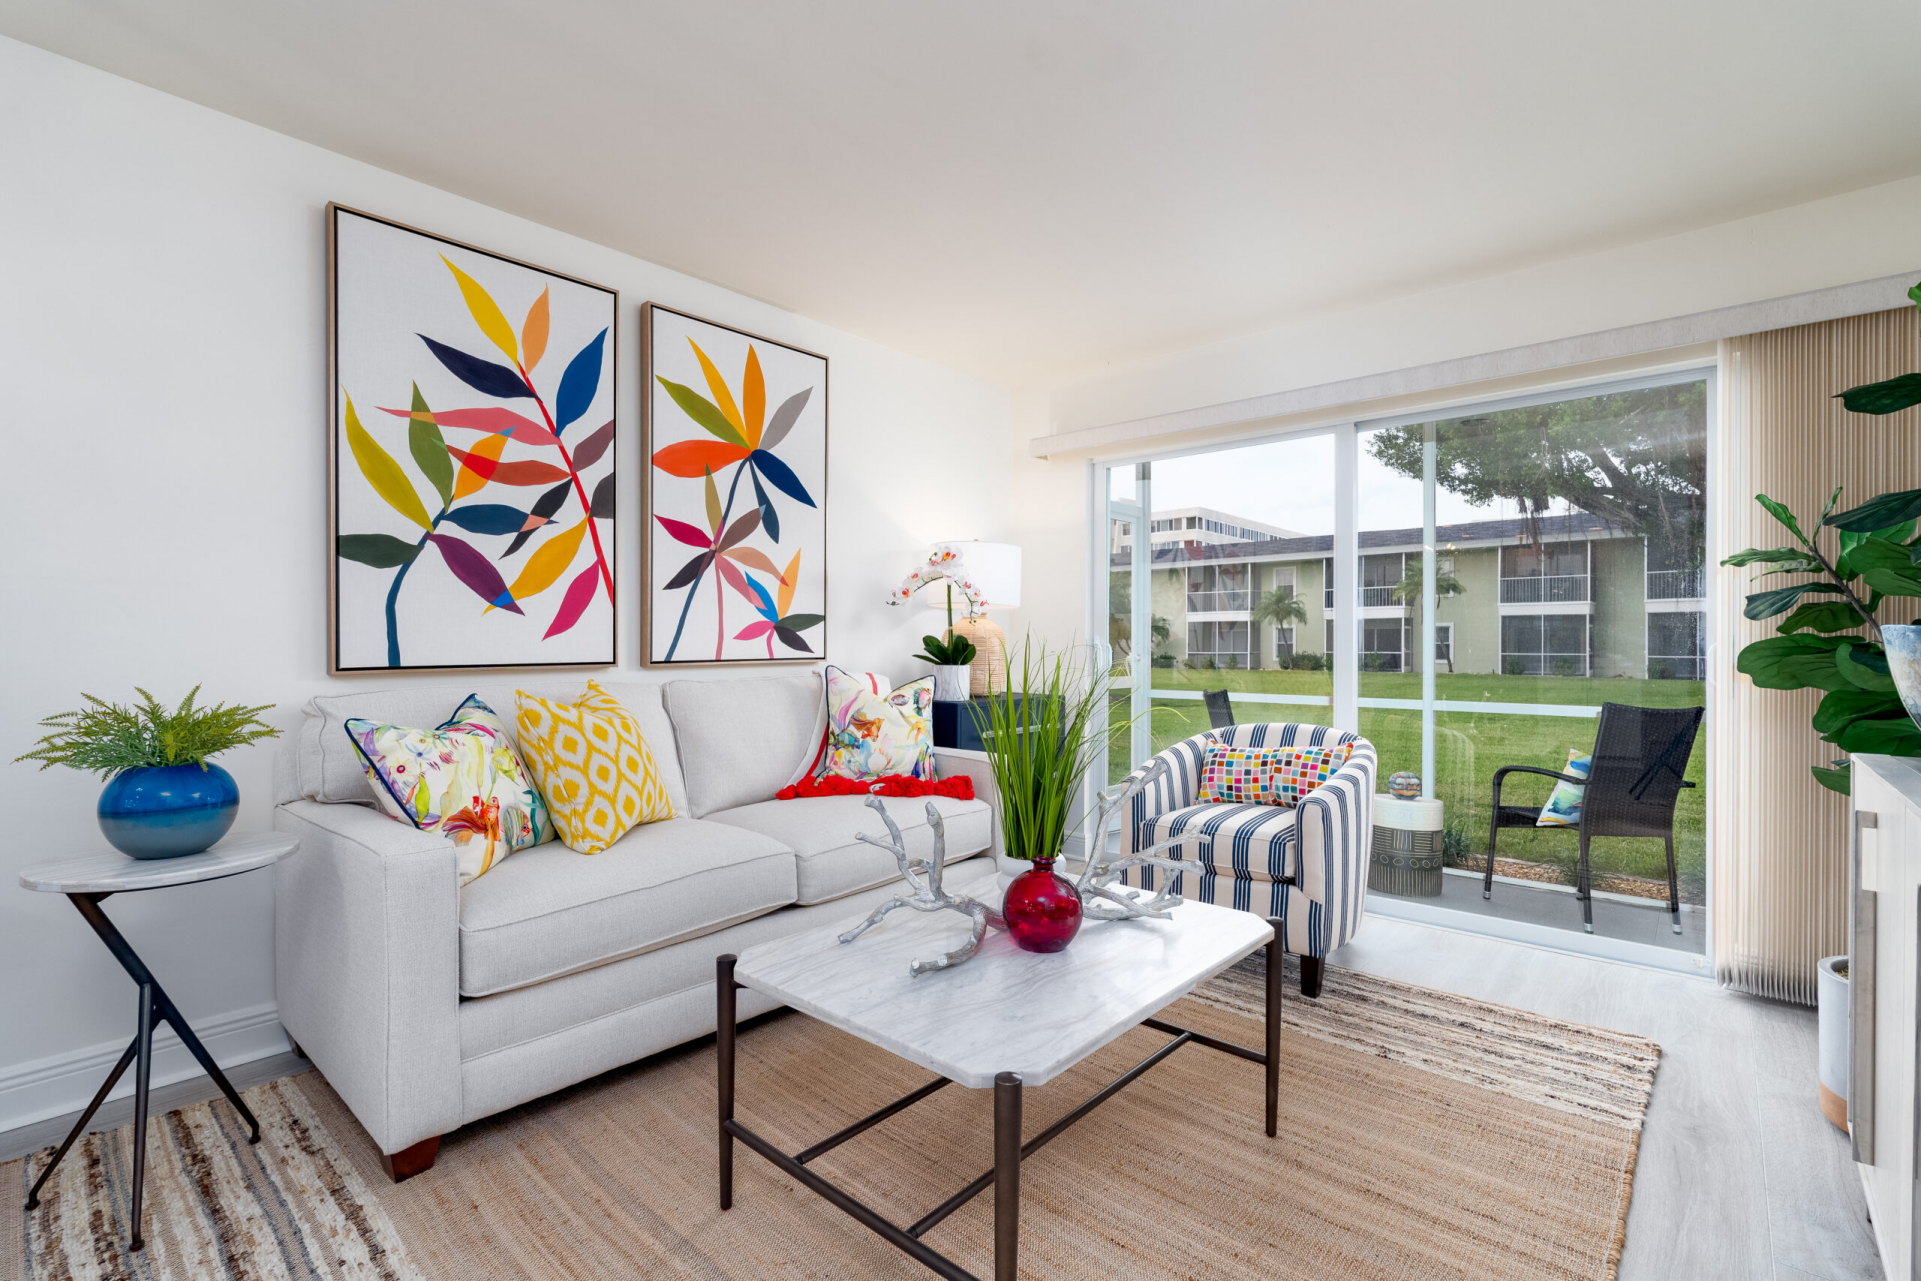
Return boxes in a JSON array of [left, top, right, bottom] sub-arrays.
[[1198, 746, 1279, 804], [1271, 742, 1353, 807]]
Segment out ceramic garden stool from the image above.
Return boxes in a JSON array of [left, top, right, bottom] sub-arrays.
[[17, 833, 299, 1251], [1369, 795, 1445, 897]]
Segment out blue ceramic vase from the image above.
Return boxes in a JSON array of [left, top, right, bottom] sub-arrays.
[[98, 763, 239, 859], [1887, 626, 1921, 734]]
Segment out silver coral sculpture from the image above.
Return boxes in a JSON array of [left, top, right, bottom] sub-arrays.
[[1068, 758, 1200, 920], [838, 795, 995, 977]]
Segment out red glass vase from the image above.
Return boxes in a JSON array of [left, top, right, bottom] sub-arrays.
[[1002, 856, 1082, 953]]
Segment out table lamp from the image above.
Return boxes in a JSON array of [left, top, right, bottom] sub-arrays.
[[930, 541, 1020, 695]]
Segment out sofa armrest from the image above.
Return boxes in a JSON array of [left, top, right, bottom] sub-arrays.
[[933, 748, 1002, 862], [273, 801, 462, 1154]]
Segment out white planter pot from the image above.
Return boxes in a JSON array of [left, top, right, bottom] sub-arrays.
[[1817, 954, 1849, 1132], [932, 664, 972, 702]]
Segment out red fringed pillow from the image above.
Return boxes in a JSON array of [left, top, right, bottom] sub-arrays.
[[776, 773, 974, 801]]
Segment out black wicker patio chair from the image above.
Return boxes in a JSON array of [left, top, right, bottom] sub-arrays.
[[1484, 702, 1702, 934]]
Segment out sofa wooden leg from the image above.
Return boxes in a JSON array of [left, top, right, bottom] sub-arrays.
[[380, 1136, 440, 1183], [1299, 955, 1324, 999]]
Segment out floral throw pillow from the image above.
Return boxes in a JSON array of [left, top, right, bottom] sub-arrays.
[[1271, 742, 1354, 808], [1536, 749, 1592, 827], [345, 695, 554, 886], [821, 666, 935, 781], [1198, 746, 1280, 804]]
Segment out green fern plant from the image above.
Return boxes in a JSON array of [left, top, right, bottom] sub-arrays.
[[15, 687, 280, 779]]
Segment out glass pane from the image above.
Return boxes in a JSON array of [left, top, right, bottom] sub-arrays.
[[1106, 434, 1337, 779], [1359, 378, 1709, 953]]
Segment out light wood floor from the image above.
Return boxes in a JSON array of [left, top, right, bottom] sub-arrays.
[[1332, 915, 1880, 1281], [2, 915, 1881, 1279]]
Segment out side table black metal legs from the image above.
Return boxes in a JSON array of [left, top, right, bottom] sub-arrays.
[[22, 891, 262, 1251]]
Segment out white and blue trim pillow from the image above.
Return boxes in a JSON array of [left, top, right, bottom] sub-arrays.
[[1535, 749, 1591, 827]]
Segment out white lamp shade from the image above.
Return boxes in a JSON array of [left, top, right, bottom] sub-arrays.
[[928, 540, 1021, 609]]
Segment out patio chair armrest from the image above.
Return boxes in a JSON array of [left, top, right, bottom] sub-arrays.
[[1491, 764, 1584, 798]]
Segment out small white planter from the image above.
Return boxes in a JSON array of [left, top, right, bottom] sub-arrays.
[[932, 664, 972, 702], [1817, 954, 1849, 1132]]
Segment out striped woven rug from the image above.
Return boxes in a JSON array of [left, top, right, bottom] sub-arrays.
[[3, 954, 1659, 1281]]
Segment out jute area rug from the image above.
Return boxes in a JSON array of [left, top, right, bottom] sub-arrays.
[[3, 954, 1659, 1281]]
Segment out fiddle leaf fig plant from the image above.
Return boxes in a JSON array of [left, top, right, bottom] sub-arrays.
[[1724, 486, 1921, 794]]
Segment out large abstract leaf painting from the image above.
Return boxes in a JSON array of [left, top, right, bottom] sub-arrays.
[[642, 304, 826, 665], [330, 206, 617, 671]]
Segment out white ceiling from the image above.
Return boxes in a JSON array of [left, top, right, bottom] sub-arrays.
[[7, 1, 1921, 386]]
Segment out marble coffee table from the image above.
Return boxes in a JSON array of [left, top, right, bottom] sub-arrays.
[[719, 898, 1280, 1281]]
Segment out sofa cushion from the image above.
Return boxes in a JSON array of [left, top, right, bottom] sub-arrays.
[[456, 815, 795, 997], [664, 675, 824, 817], [281, 679, 687, 817], [1138, 802, 1298, 884], [704, 794, 990, 906]]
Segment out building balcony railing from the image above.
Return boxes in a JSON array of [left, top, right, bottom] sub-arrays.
[[1498, 574, 1588, 604], [1360, 586, 1399, 608], [1185, 590, 1250, 613], [1647, 568, 1705, 600]]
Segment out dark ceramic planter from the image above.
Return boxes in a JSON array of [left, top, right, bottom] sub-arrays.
[[98, 763, 239, 859]]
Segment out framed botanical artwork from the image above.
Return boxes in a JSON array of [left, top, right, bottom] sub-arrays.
[[642, 303, 827, 666], [329, 205, 618, 672]]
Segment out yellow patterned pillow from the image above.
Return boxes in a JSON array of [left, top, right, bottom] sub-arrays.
[[515, 682, 674, 853]]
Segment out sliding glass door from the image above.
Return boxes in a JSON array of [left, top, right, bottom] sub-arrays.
[[1096, 369, 1711, 960]]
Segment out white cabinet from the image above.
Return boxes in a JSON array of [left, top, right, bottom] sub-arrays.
[[1853, 753, 1921, 1278]]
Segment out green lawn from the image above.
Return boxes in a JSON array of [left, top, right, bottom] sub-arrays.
[[1107, 669, 1706, 902]]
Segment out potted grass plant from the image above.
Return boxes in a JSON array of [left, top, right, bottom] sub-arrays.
[[975, 640, 1114, 952], [15, 686, 280, 859], [912, 632, 978, 702]]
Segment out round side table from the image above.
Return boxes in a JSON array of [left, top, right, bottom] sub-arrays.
[[1368, 796, 1445, 897], [17, 832, 298, 1251]]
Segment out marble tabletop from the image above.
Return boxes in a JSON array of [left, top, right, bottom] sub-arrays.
[[734, 898, 1273, 1089], [18, 832, 300, 894]]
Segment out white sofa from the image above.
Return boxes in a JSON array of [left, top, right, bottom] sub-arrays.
[[270, 673, 997, 1179]]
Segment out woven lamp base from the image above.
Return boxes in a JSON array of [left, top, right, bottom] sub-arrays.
[[949, 615, 1008, 696]]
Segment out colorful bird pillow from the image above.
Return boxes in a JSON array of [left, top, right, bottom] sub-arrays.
[[345, 695, 554, 886], [820, 666, 936, 782]]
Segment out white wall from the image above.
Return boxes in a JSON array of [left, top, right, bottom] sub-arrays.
[[1012, 174, 1921, 645], [0, 37, 1013, 1132]]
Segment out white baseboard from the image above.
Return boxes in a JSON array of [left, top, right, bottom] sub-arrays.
[[0, 1003, 290, 1135]]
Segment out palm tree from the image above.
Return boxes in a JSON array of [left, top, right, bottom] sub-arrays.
[[1252, 586, 1308, 665], [1393, 557, 1465, 672]]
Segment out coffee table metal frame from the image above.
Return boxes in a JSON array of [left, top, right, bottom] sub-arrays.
[[716, 915, 1282, 1281]]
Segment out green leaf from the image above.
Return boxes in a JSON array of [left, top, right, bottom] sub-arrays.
[[656, 376, 747, 447], [1831, 715, 1921, 755], [1836, 372, 1921, 416], [1836, 641, 1898, 692], [1779, 601, 1865, 634], [1864, 566, 1921, 598], [1819, 486, 1844, 527], [1721, 546, 1815, 567], [337, 533, 423, 568], [1813, 688, 1909, 736], [1828, 488, 1921, 532], [1737, 633, 1854, 691], [1755, 494, 1807, 542], [407, 384, 454, 508], [1743, 583, 1847, 619], [344, 393, 433, 530], [1838, 525, 1915, 578], [1911, 278, 1921, 310], [1750, 558, 1827, 578], [1811, 764, 1853, 795]]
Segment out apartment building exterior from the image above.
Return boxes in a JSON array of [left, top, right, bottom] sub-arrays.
[[1118, 510, 1706, 679]]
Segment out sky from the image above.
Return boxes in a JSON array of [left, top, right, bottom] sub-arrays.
[[1107, 428, 1521, 537]]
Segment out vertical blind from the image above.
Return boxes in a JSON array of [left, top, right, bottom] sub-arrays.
[[1714, 307, 1921, 1002]]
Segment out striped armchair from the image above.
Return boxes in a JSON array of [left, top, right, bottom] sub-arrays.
[[1116, 723, 1375, 996]]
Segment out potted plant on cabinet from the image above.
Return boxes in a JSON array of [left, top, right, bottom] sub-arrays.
[[913, 632, 978, 702]]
